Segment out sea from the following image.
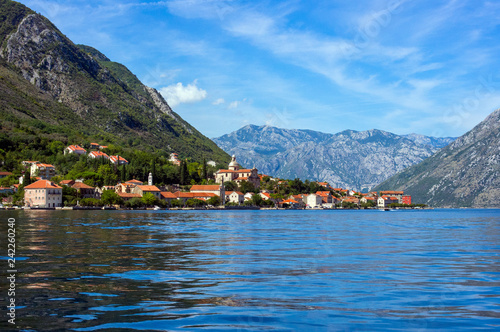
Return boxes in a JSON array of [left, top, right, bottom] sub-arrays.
[[1, 209, 500, 331]]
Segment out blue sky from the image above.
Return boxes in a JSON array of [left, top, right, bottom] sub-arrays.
[[18, 0, 500, 138]]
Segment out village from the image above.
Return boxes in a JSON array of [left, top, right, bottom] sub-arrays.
[[0, 143, 416, 210]]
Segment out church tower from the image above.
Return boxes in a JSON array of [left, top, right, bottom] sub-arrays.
[[148, 172, 153, 186], [228, 155, 240, 171]]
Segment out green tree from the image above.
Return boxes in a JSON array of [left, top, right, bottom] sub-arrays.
[[252, 194, 263, 206], [239, 180, 255, 194], [224, 181, 237, 191], [201, 158, 207, 181], [207, 195, 220, 206], [97, 164, 118, 185], [141, 192, 157, 206], [101, 189, 123, 206]]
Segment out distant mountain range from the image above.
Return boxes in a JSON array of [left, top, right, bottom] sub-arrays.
[[375, 108, 500, 208], [213, 125, 455, 191], [0, 0, 229, 163]]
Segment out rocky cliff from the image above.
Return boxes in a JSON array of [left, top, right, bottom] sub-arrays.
[[0, 0, 228, 163], [213, 125, 455, 191], [375, 108, 500, 207]]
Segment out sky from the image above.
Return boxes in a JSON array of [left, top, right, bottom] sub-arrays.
[[17, 0, 500, 138]]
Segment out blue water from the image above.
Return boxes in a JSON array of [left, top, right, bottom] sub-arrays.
[[1, 209, 500, 331]]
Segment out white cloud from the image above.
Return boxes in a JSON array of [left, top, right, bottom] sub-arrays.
[[228, 101, 240, 109], [212, 98, 225, 105], [159, 80, 207, 108]]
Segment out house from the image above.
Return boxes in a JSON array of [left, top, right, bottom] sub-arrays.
[[280, 198, 301, 208], [125, 179, 143, 185], [0, 171, 13, 179], [316, 191, 334, 204], [306, 194, 323, 208], [0, 187, 14, 194], [160, 191, 177, 204], [109, 155, 129, 165], [402, 195, 412, 205], [215, 155, 260, 189], [88, 151, 109, 160], [172, 191, 216, 204], [380, 191, 404, 204], [60, 180, 75, 186], [65, 145, 87, 155], [225, 191, 245, 204], [71, 181, 96, 199], [360, 196, 377, 205], [133, 185, 161, 199], [24, 179, 62, 208], [115, 182, 136, 194], [90, 143, 100, 150], [95, 185, 116, 198], [245, 192, 254, 201], [342, 196, 360, 206], [190, 184, 225, 198], [30, 163, 56, 180], [99, 145, 108, 150], [22, 161, 39, 168], [117, 193, 142, 202], [169, 153, 181, 166], [377, 196, 399, 208]]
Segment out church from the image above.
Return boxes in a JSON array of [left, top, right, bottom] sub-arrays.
[[215, 155, 260, 189]]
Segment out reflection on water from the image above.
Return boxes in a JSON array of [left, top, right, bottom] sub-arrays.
[[1, 209, 500, 331]]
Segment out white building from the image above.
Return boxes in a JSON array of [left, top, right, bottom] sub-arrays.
[[30, 163, 56, 180], [306, 194, 323, 208], [65, 145, 87, 155], [24, 180, 62, 208], [88, 151, 109, 160], [225, 191, 245, 204]]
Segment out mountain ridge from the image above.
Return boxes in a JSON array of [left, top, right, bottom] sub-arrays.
[[374, 108, 500, 207], [214, 124, 455, 191], [0, 0, 229, 163]]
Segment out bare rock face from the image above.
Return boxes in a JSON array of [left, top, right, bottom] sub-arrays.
[[213, 125, 455, 192], [375, 108, 500, 207]]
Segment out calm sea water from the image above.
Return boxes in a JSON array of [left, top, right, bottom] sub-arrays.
[[1, 209, 500, 331]]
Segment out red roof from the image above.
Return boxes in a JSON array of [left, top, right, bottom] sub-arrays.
[[60, 180, 75, 185], [24, 180, 62, 189], [0, 171, 13, 176], [110, 155, 128, 163], [72, 182, 95, 189], [161, 192, 177, 199], [190, 185, 221, 191], [282, 199, 299, 204], [137, 185, 160, 192], [226, 191, 244, 196], [125, 179, 143, 184], [380, 191, 404, 195], [89, 151, 109, 158], [117, 193, 141, 198], [67, 145, 86, 152], [35, 163, 55, 168]]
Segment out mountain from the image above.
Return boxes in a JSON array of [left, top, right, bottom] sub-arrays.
[[374, 108, 500, 208], [0, 0, 229, 163], [213, 125, 455, 191]]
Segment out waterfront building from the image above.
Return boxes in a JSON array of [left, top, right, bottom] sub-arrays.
[[133, 185, 161, 199], [215, 155, 260, 188], [225, 191, 245, 204], [190, 184, 225, 199], [24, 179, 62, 208], [380, 191, 404, 204], [306, 194, 323, 208], [71, 181, 96, 199]]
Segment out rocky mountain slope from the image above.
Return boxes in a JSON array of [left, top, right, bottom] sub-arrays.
[[214, 125, 455, 191], [0, 0, 229, 163], [375, 108, 500, 208]]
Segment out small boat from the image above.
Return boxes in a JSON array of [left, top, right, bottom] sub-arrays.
[[153, 205, 161, 210]]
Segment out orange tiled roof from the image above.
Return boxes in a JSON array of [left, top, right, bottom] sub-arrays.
[[380, 191, 404, 195], [0, 171, 13, 176], [137, 185, 160, 192], [110, 155, 128, 163], [72, 182, 94, 189], [89, 151, 109, 158], [161, 192, 177, 199], [117, 193, 141, 198], [190, 185, 221, 191], [24, 180, 62, 189], [67, 145, 86, 152], [125, 179, 143, 184]]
